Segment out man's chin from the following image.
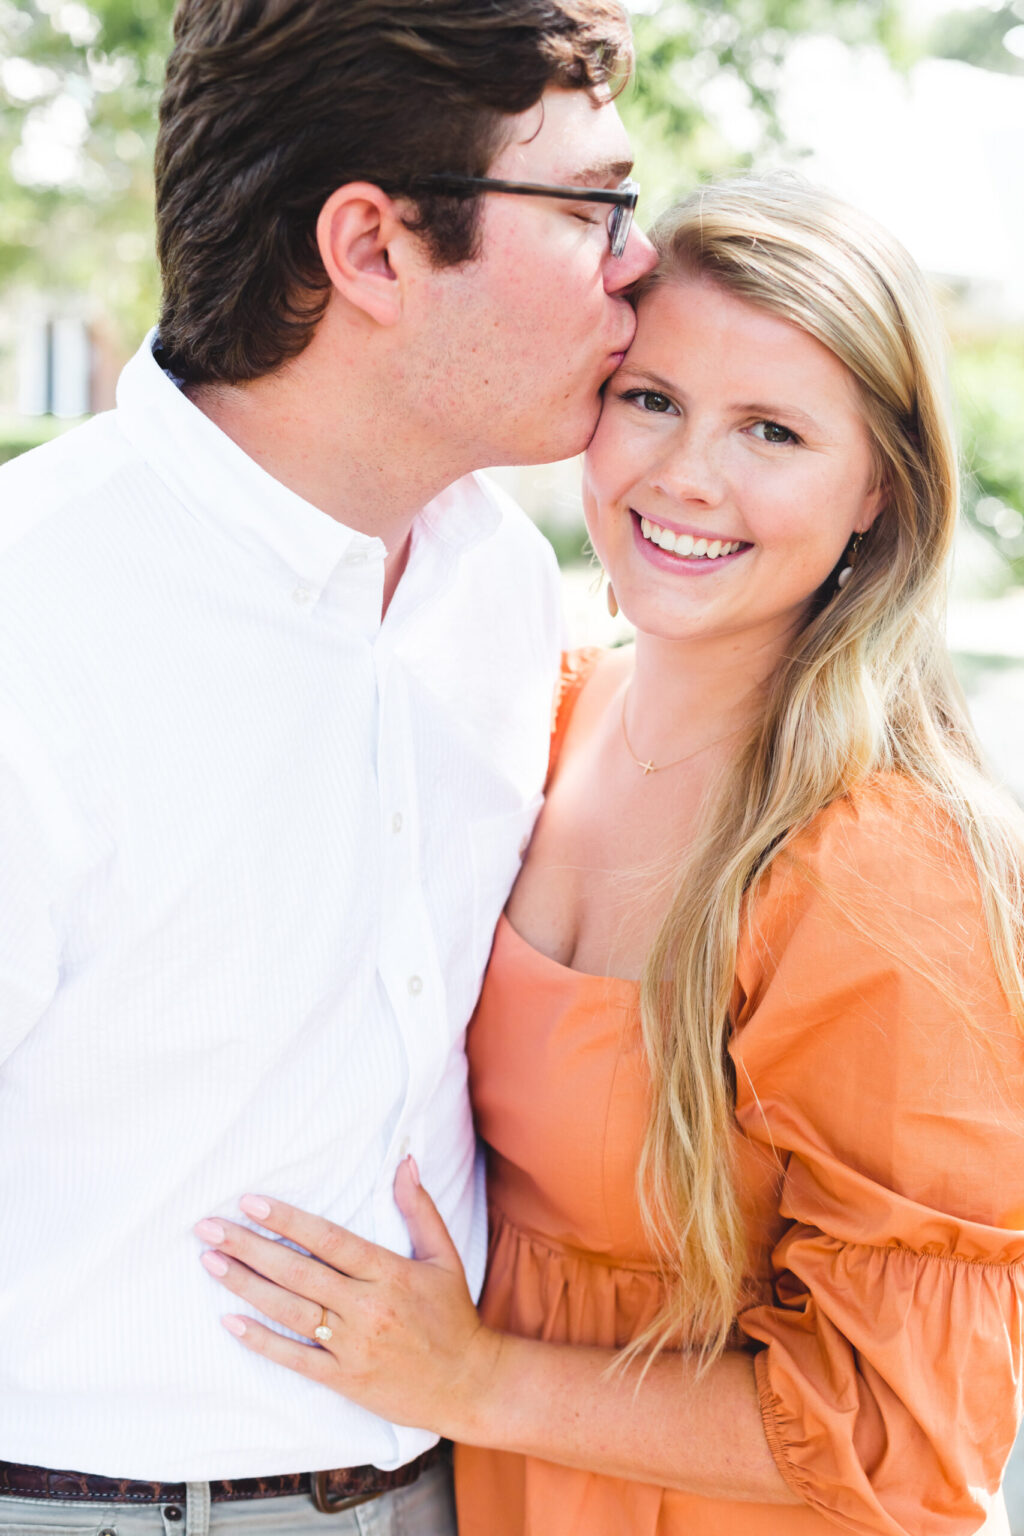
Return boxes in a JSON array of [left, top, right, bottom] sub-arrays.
[[514, 399, 603, 467]]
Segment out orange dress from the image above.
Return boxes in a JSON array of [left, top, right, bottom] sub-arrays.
[[456, 652, 1024, 1536]]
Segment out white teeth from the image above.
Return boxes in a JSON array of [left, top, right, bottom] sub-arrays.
[[637, 517, 744, 561]]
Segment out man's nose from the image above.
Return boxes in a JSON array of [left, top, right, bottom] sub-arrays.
[[604, 222, 658, 293]]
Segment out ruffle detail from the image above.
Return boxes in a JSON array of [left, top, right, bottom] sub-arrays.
[[742, 1231, 1024, 1535], [479, 1205, 668, 1350]]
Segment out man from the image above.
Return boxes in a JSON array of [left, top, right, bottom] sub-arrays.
[[0, 1, 655, 1533]]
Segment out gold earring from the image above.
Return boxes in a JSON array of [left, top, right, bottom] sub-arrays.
[[606, 582, 619, 618], [836, 531, 864, 590]]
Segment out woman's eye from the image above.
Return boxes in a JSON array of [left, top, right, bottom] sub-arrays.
[[622, 389, 675, 414], [750, 419, 798, 445]]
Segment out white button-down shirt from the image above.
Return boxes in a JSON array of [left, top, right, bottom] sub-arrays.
[[0, 335, 562, 1480]]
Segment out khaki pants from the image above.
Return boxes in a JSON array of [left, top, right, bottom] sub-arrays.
[[0, 1460, 456, 1536]]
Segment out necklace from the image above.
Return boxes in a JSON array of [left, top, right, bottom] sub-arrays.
[[620, 688, 743, 776]]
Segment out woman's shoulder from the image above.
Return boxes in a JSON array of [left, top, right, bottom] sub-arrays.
[[739, 772, 1020, 1047], [734, 776, 1024, 1242], [766, 772, 977, 908], [548, 645, 633, 785], [551, 647, 602, 727]]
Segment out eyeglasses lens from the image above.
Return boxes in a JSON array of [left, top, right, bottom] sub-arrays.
[[608, 203, 632, 259]]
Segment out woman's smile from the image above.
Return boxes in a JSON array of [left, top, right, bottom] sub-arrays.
[[584, 274, 882, 652], [632, 509, 751, 571]]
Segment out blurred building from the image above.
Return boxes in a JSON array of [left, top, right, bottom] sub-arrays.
[[0, 292, 122, 419]]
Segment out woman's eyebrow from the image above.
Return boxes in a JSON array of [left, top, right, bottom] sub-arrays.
[[614, 365, 678, 392], [735, 401, 827, 433]]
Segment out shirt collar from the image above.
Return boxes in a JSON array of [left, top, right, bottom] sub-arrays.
[[115, 331, 503, 597], [116, 331, 382, 596]]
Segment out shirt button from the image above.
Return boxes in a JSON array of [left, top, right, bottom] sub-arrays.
[[398, 1136, 411, 1158], [291, 585, 314, 607], [407, 975, 423, 996], [392, 812, 403, 834]]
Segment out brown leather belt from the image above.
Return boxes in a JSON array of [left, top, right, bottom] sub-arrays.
[[0, 1442, 448, 1515]]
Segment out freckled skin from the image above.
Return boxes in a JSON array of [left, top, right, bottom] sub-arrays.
[[399, 87, 657, 469], [583, 277, 884, 658]]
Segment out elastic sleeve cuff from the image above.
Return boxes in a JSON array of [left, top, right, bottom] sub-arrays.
[[754, 1348, 819, 1509]]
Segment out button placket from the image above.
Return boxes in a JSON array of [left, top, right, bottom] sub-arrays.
[[373, 660, 436, 1208]]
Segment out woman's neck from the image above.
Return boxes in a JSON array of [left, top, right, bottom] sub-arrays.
[[623, 626, 788, 767]]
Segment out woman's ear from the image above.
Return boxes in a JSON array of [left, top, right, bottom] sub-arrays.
[[316, 183, 407, 328], [856, 476, 887, 535]]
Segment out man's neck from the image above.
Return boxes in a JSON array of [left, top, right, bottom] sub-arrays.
[[184, 333, 473, 609]]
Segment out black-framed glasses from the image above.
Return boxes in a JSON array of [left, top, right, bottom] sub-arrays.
[[420, 175, 639, 258]]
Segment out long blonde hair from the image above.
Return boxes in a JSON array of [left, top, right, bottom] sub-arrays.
[[626, 176, 1024, 1371]]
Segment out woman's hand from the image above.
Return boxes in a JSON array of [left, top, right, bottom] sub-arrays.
[[195, 1164, 793, 1501], [193, 1158, 502, 1438]]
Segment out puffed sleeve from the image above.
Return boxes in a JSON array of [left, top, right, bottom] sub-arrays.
[[731, 779, 1024, 1536]]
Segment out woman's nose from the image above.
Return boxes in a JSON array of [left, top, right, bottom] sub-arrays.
[[648, 432, 724, 508]]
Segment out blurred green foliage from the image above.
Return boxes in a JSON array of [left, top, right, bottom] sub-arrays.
[[955, 336, 1024, 581], [0, 0, 173, 344], [619, 0, 900, 210], [928, 1, 1024, 74], [0, 409, 68, 463]]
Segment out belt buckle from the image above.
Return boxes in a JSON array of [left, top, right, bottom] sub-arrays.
[[311, 1471, 383, 1515]]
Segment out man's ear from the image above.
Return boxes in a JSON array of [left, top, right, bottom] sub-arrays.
[[316, 183, 407, 327]]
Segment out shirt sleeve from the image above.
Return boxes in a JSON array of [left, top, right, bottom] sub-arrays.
[[731, 781, 1024, 1536]]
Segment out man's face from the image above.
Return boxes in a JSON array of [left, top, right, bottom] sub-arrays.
[[402, 86, 658, 468]]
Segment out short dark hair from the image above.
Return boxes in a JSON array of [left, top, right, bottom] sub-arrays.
[[154, 0, 632, 383]]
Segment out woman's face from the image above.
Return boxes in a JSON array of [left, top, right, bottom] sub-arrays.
[[583, 276, 883, 655]]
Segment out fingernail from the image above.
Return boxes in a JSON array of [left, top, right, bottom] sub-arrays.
[[407, 1155, 421, 1187], [222, 1315, 247, 1338], [195, 1218, 226, 1243], [240, 1194, 271, 1220], [201, 1250, 229, 1277]]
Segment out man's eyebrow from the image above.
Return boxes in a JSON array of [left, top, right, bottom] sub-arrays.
[[559, 159, 634, 188]]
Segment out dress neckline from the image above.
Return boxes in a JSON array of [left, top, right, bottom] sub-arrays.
[[495, 911, 640, 994]]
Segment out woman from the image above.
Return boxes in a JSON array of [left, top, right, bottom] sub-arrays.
[[196, 179, 1024, 1534]]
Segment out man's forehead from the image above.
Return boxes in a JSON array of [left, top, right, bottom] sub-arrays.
[[497, 89, 633, 184]]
